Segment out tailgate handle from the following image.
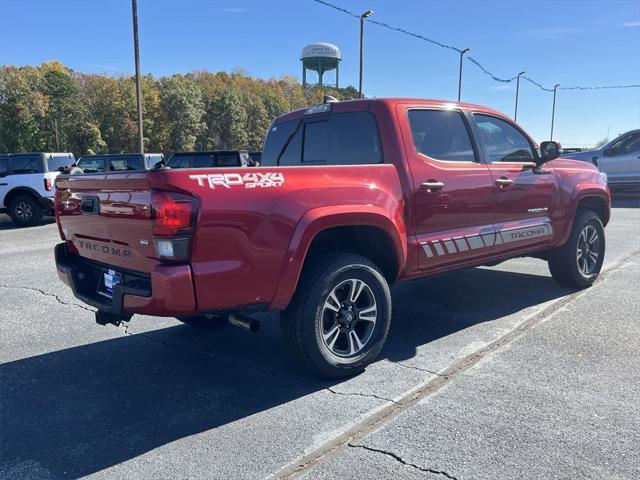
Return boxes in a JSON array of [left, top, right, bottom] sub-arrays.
[[80, 196, 100, 215]]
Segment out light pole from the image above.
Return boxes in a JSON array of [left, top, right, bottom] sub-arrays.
[[550, 83, 560, 140], [514, 71, 525, 122], [457, 48, 470, 102], [131, 0, 144, 153], [358, 10, 374, 99]]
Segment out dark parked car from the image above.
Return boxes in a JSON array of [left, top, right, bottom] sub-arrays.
[[76, 153, 164, 173], [167, 151, 251, 169]]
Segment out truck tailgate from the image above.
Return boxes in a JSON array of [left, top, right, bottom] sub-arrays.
[[55, 173, 160, 273]]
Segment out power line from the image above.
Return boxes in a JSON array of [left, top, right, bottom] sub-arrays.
[[310, 0, 640, 93]]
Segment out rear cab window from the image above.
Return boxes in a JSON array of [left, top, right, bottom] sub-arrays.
[[110, 156, 144, 171], [262, 111, 383, 166], [77, 157, 106, 173]]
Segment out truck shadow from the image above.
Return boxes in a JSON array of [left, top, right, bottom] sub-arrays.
[[0, 266, 570, 478]]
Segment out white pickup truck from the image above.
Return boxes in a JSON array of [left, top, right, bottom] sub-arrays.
[[0, 152, 75, 227]]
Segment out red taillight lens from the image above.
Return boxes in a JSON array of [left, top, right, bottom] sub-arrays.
[[44, 177, 52, 191], [151, 191, 198, 236]]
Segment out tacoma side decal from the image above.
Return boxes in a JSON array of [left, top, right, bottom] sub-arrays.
[[189, 172, 285, 190], [421, 223, 553, 258]]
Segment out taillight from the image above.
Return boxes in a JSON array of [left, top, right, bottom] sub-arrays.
[[44, 177, 52, 191], [150, 190, 198, 261]]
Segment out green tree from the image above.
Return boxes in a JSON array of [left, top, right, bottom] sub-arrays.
[[41, 67, 82, 151], [159, 75, 206, 152], [68, 121, 107, 156]]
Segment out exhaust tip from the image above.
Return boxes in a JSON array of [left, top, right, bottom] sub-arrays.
[[228, 313, 261, 333]]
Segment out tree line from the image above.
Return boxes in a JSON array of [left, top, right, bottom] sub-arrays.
[[0, 61, 359, 157]]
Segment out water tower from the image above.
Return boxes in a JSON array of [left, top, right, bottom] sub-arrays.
[[301, 43, 341, 89]]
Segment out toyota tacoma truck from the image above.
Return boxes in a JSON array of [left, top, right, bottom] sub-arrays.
[[53, 98, 610, 377]]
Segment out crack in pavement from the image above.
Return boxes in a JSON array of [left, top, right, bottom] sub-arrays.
[[327, 387, 399, 405], [0, 284, 94, 312], [348, 443, 459, 479], [272, 249, 640, 479]]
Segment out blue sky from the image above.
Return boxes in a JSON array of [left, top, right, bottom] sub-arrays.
[[1, 0, 639, 147]]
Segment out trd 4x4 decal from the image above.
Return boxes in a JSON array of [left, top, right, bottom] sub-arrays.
[[189, 172, 285, 190]]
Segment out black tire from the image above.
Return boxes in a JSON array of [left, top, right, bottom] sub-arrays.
[[175, 313, 227, 328], [548, 209, 605, 288], [9, 194, 43, 227], [281, 253, 392, 378]]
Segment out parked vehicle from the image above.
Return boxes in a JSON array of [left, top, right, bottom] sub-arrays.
[[167, 151, 250, 169], [563, 129, 640, 189], [0, 152, 75, 226], [53, 98, 610, 377], [75, 153, 164, 173]]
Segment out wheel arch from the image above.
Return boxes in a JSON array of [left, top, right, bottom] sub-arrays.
[[270, 206, 407, 310], [4, 186, 42, 207]]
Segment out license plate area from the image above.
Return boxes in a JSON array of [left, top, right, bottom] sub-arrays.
[[98, 269, 123, 299]]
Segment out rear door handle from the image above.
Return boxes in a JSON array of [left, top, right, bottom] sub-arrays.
[[420, 180, 445, 192], [495, 177, 514, 188]]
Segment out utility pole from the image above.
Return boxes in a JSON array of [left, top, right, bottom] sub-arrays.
[[132, 0, 144, 153], [514, 71, 525, 122], [358, 10, 374, 99], [457, 48, 470, 102], [550, 83, 560, 140]]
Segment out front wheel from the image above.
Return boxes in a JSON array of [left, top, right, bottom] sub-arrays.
[[548, 209, 605, 288], [281, 253, 392, 378]]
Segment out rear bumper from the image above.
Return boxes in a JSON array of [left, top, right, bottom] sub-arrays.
[[55, 242, 196, 318]]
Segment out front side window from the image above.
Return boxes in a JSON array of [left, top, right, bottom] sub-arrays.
[[12, 155, 42, 174], [475, 114, 535, 163], [607, 132, 640, 156], [408, 109, 476, 162]]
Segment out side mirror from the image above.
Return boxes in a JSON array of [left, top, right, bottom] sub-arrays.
[[540, 141, 562, 163]]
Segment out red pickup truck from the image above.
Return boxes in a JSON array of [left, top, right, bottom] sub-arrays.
[[54, 98, 610, 377]]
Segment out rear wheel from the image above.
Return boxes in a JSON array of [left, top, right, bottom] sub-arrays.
[[175, 314, 227, 328], [281, 253, 391, 378], [548, 209, 605, 288], [9, 195, 43, 227]]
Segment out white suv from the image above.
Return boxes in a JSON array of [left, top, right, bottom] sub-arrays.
[[0, 152, 75, 227]]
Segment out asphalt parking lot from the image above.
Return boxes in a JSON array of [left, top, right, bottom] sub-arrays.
[[1, 197, 639, 480]]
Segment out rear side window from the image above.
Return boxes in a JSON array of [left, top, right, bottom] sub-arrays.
[[78, 157, 106, 173], [474, 114, 535, 163], [0, 156, 8, 176], [46, 154, 74, 172], [12, 155, 43, 174], [408, 110, 476, 162]]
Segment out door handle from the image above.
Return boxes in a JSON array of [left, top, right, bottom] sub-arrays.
[[495, 177, 514, 188], [420, 180, 445, 192]]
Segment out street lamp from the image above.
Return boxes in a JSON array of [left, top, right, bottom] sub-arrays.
[[457, 48, 470, 102], [514, 71, 525, 122], [550, 83, 560, 140], [131, 0, 144, 153], [358, 10, 374, 99]]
